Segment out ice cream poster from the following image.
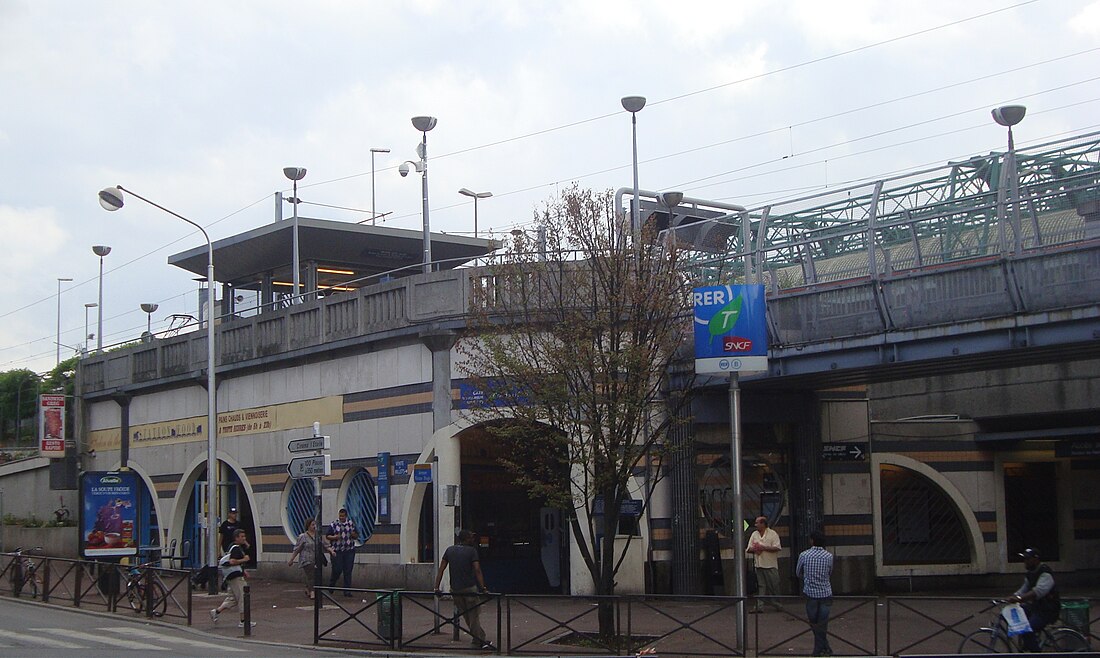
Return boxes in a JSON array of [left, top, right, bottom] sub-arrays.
[[80, 471, 139, 558]]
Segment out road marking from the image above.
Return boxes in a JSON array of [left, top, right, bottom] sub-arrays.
[[106, 627, 248, 652], [0, 629, 84, 648], [32, 627, 170, 650]]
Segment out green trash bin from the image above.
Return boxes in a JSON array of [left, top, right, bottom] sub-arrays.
[[1062, 599, 1090, 635], [377, 590, 402, 641]]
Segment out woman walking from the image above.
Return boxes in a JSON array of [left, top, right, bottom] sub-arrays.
[[287, 519, 335, 600]]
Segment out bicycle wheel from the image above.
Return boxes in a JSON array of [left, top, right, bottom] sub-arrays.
[[9, 560, 22, 596], [126, 583, 145, 612], [1048, 627, 1090, 652], [958, 628, 1011, 653], [25, 571, 38, 598]]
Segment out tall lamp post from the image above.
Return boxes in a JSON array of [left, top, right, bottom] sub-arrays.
[[399, 116, 437, 274], [283, 167, 307, 302], [992, 105, 1026, 254], [621, 95, 646, 243], [370, 148, 390, 224], [56, 277, 73, 366], [98, 185, 219, 593], [91, 246, 111, 353], [458, 188, 492, 238], [140, 303, 159, 337], [83, 303, 97, 356]]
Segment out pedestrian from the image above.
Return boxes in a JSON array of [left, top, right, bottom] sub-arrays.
[[434, 529, 493, 651], [1010, 547, 1061, 652], [218, 507, 241, 552], [287, 518, 335, 600], [210, 528, 255, 628], [745, 515, 782, 612], [796, 530, 834, 657], [325, 507, 359, 596]]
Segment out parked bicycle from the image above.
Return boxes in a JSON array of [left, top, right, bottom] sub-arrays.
[[8, 546, 42, 598], [958, 599, 1090, 653], [123, 562, 167, 617]]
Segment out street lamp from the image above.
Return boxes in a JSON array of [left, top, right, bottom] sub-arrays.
[[458, 188, 492, 238], [91, 245, 111, 353], [140, 303, 159, 337], [83, 303, 97, 356], [370, 148, 390, 224], [98, 185, 219, 593], [992, 105, 1026, 254], [282, 167, 307, 302], [56, 277, 73, 366], [405, 116, 437, 273], [621, 95, 646, 243]]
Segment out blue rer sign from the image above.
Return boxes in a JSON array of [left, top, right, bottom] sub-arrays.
[[693, 285, 768, 374]]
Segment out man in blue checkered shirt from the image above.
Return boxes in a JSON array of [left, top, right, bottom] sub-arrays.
[[796, 530, 834, 657]]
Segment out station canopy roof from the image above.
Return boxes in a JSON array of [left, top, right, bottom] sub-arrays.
[[168, 216, 499, 291]]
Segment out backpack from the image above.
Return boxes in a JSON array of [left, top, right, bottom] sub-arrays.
[[218, 547, 243, 579]]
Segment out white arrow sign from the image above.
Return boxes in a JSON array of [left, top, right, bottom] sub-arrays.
[[288, 454, 331, 479], [288, 436, 330, 453]]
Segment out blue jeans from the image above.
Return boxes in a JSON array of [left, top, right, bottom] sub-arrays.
[[328, 550, 356, 592], [805, 596, 833, 656]]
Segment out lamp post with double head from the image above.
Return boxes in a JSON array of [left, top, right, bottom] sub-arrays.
[[98, 185, 219, 593], [141, 303, 159, 337], [56, 277, 73, 366], [370, 148, 390, 224], [91, 246, 111, 353], [282, 167, 307, 302], [458, 188, 492, 238], [621, 95, 646, 244]]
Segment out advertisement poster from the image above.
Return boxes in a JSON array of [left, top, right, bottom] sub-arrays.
[[80, 471, 139, 558], [38, 394, 66, 457], [693, 284, 769, 374]]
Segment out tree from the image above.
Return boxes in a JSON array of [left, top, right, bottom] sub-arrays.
[[0, 369, 42, 444], [459, 185, 694, 643]]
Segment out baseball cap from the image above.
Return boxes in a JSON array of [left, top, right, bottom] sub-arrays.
[[339, 507, 348, 513], [229, 507, 237, 513], [1019, 548, 1040, 559]]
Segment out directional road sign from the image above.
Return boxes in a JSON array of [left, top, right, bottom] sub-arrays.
[[288, 454, 331, 478], [288, 436, 331, 453], [821, 442, 868, 462]]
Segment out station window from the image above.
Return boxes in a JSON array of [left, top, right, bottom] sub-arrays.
[[286, 478, 315, 538], [344, 469, 377, 542]]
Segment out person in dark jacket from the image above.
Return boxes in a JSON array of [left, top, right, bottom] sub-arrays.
[[1010, 548, 1060, 652]]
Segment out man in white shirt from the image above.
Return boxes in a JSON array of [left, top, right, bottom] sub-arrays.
[[745, 516, 782, 612]]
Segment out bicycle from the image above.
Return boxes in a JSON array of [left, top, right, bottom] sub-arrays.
[[8, 546, 42, 598], [123, 562, 168, 617], [958, 599, 1090, 653]]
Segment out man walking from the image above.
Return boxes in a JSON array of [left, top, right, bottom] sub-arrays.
[[218, 507, 241, 552], [745, 516, 782, 612], [325, 507, 359, 596], [210, 528, 255, 628], [434, 529, 493, 651], [796, 530, 834, 657]]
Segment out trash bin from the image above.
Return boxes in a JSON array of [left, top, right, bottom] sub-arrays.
[[1062, 599, 1090, 635], [377, 590, 402, 641]]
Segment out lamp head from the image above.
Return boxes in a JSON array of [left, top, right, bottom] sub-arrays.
[[991, 105, 1026, 128], [621, 95, 646, 113], [140, 303, 159, 314], [370, 147, 391, 154], [85, 303, 98, 309], [283, 167, 307, 181], [92, 245, 112, 257], [98, 186, 124, 212], [411, 116, 438, 132], [660, 191, 684, 208]]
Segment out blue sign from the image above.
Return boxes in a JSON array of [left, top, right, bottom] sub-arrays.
[[413, 464, 433, 483], [693, 285, 768, 373], [393, 459, 409, 477], [377, 452, 390, 522], [79, 471, 140, 558]]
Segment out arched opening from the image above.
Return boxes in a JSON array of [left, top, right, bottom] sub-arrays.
[[455, 422, 568, 594], [174, 459, 257, 567], [879, 464, 969, 565]]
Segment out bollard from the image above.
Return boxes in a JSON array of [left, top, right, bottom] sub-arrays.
[[41, 559, 50, 603], [243, 582, 251, 637], [145, 567, 154, 618], [74, 563, 83, 607]]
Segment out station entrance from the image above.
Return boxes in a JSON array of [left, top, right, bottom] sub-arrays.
[[457, 425, 567, 594]]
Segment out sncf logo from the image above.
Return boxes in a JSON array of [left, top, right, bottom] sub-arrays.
[[723, 336, 753, 352]]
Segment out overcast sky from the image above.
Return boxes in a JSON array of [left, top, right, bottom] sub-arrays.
[[1, 0, 1097, 374]]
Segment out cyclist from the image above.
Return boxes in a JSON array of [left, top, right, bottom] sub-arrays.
[[1010, 548, 1060, 652]]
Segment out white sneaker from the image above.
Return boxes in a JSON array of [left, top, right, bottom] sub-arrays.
[[237, 621, 256, 628], [209, 609, 219, 623]]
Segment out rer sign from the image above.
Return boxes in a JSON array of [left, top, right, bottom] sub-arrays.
[[693, 285, 768, 374]]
